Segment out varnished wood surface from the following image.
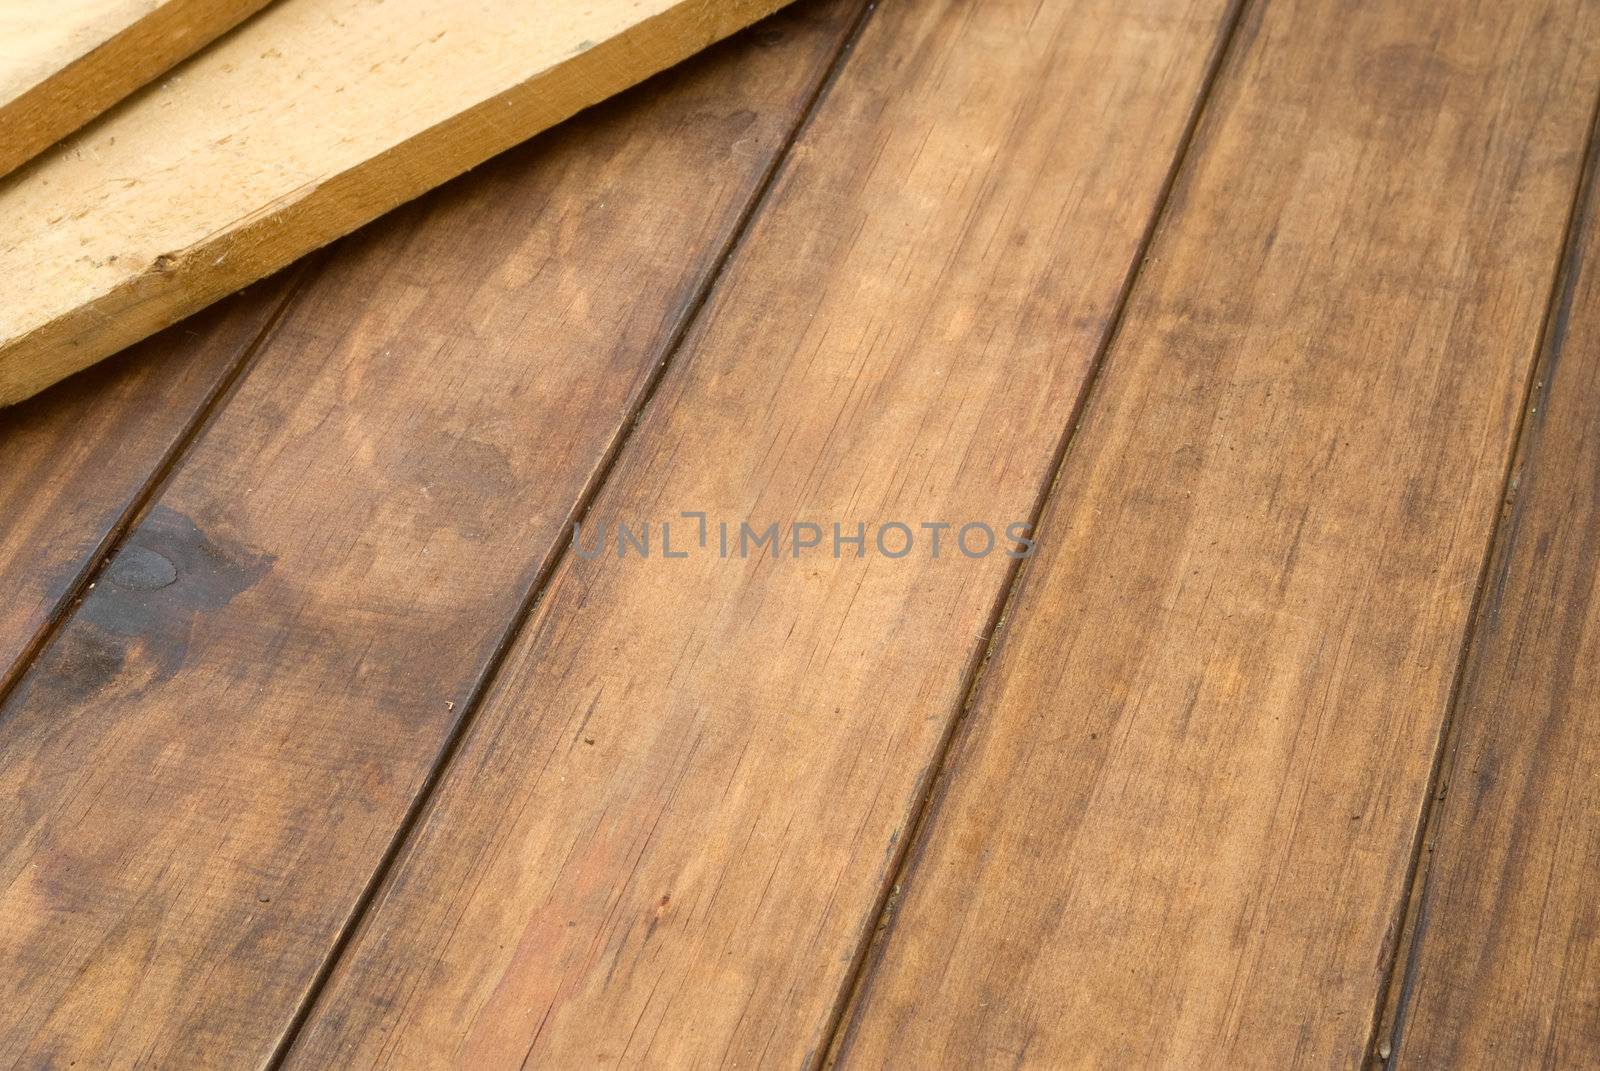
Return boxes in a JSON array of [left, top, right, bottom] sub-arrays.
[[1383, 113, 1600, 1069], [0, 6, 857, 1065], [284, 1, 1235, 1065], [829, 0, 1600, 1065], [4, 0, 1600, 1066]]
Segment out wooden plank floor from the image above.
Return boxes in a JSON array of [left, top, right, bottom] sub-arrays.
[[2, 0, 1600, 1067], [830, 0, 1600, 1064]]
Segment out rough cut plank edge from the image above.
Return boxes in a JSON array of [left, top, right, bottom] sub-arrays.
[[0, 0, 275, 179], [0, 0, 790, 407]]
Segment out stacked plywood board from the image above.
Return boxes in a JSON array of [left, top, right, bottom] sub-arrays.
[[0, 0, 795, 405]]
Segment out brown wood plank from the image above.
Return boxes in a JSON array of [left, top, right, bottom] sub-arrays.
[[1383, 114, 1600, 1069], [0, 6, 858, 1065], [0, 0, 804, 407], [0, 279, 291, 695], [0, 0, 274, 178], [282, 1, 1239, 1066], [827, 1, 1600, 1067]]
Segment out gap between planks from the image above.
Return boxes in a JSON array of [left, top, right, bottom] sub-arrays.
[[1367, 82, 1600, 1069]]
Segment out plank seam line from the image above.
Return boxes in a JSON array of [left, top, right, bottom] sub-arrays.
[[0, 259, 316, 716], [1366, 76, 1600, 1071], [263, 5, 881, 1064], [815, 0, 1257, 1064]]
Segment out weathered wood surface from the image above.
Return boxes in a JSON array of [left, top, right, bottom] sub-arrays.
[[0, 0, 272, 177], [0, 0, 799, 406], [0, 5, 858, 1064], [1383, 116, 1600, 1069], [283, 0, 1238, 1065], [829, 0, 1600, 1066], [0, 278, 291, 696]]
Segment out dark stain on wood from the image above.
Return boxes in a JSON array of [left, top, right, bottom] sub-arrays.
[[0, 279, 292, 701], [85, 505, 272, 637], [12, 506, 272, 707]]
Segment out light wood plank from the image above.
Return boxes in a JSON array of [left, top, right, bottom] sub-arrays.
[[0, 6, 858, 1064], [0, 0, 798, 407], [0, 0, 273, 178], [830, 1, 1600, 1066], [1384, 121, 1600, 1068], [283, 1, 1236, 1065]]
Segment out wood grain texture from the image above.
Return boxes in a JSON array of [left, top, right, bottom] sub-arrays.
[[829, 0, 1600, 1067], [0, 0, 273, 178], [1385, 117, 1600, 1070], [0, 0, 798, 407], [283, 1, 1236, 1066], [0, 277, 290, 694], [0, 6, 857, 1065]]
